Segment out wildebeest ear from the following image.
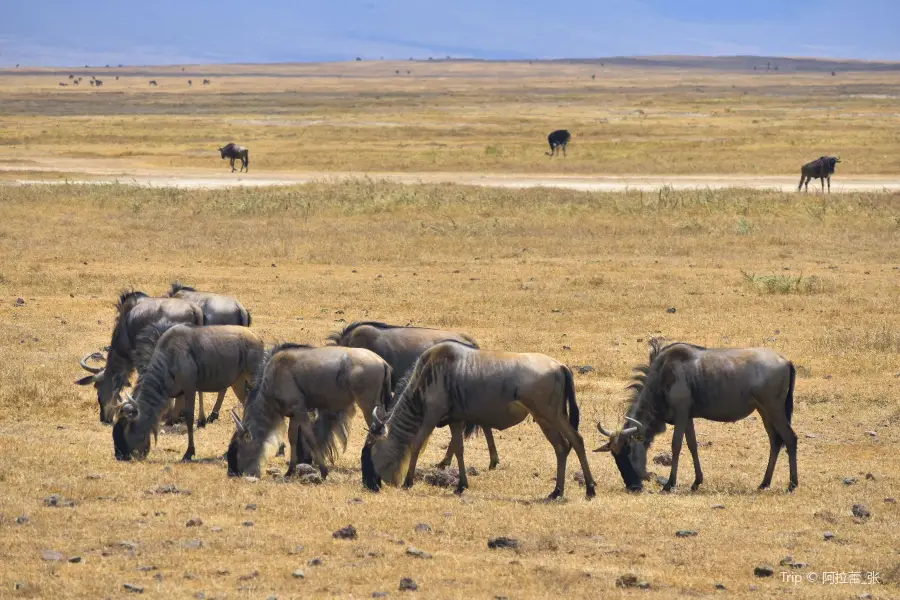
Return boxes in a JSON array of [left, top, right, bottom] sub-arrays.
[[594, 442, 612, 453], [75, 374, 98, 385]]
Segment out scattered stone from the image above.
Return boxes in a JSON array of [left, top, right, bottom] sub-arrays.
[[123, 583, 144, 593], [615, 574, 639, 588], [210, 527, 223, 533], [348, 497, 364, 504], [68, 556, 82, 564], [14, 583, 25, 590], [852, 504, 870, 519], [865, 473, 876, 481], [572, 471, 585, 486], [714, 582, 726, 590], [637, 581, 651, 589], [843, 477, 857, 485], [299, 473, 323, 485], [666, 307, 677, 313], [424, 469, 458, 488], [43, 494, 76, 508], [754, 565, 774, 577], [399, 578, 418, 592], [215, 569, 229, 576], [656, 476, 669, 487], [154, 484, 190, 495], [238, 570, 259, 581], [865, 430, 877, 437], [136, 566, 157, 572], [779, 556, 794, 566], [676, 530, 698, 538], [119, 541, 138, 551], [577, 365, 594, 375], [653, 452, 673, 466], [41, 550, 64, 561], [183, 540, 203, 549], [823, 531, 835, 541], [333, 525, 358, 540], [804, 433, 818, 439], [15, 515, 30, 524], [245, 503, 257, 511], [266, 467, 281, 476], [711, 504, 725, 510], [858, 593, 873, 600], [406, 547, 432, 559], [243, 476, 260, 483], [466, 466, 480, 476], [288, 545, 304, 555], [292, 569, 305, 579], [414, 523, 433, 534], [308, 557, 323, 566], [294, 463, 318, 476], [488, 537, 520, 550], [372, 593, 388, 598], [186, 518, 203, 527], [885, 497, 896, 504], [87, 473, 103, 480], [15, 298, 24, 306]]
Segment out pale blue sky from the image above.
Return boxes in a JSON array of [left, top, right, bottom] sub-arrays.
[[2, 0, 898, 66]]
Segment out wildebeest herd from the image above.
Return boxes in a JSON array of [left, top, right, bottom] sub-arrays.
[[76, 283, 801, 499]]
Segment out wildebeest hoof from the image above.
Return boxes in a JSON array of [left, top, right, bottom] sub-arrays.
[[758, 482, 771, 491], [586, 483, 597, 499], [454, 486, 466, 495], [207, 411, 219, 424], [489, 460, 500, 470], [787, 483, 797, 493], [197, 418, 207, 429], [181, 454, 194, 463], [434, 461, 451, 470], [547, 488, 563, 500], [318, 465, 329, 480], [661, 484, 674, 493], [691, 481, 702, 491]]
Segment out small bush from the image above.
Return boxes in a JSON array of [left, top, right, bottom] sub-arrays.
[[741, 270, 829, 295]]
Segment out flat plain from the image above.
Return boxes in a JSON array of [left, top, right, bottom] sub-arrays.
[[0, 60, 898, 599]]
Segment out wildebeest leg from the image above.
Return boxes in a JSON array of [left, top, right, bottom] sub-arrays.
[[820, 177, 825, 193], [182, 390, 197, 461], [685, 419, 704, 491], [296, 412, 329, 479], [663, 414, 689, 492], [484, 427, 500, 470], [197, 392, 207, 427], [449, 421, 468, 494], [758, 416, 782, 490], [826, 174, 831, 193], [285, 414, 300, 477], [402, 418, 441, 489], [435, 444, 454, 469], [166, 394, 185, 426], [770, 415, 799, 491], [206, 389, 228, 425], [556, 416, 597, 499], [562, 143, 567, 157], [535, 419, 571, 499], [230, 157, 236, 172]]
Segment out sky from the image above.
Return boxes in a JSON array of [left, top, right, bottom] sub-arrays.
[[1, 0, 898, 67]]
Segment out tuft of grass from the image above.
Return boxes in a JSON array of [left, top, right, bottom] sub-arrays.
[[735, 216, 752, 235], [741, 270, 830, 294]]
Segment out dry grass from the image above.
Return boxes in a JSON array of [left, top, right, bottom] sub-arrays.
[[0, 181, 898, 598], [1, 61, 899, 176]]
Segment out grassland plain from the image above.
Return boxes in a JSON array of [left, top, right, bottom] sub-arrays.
[[1, 61, 899, 177], [0, 181, 898, 599]]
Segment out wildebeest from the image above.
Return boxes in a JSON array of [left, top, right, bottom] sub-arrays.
[[798, 156, 841, 192], [202, 79, 211, 85], [188, 80, 192, 86], [113, 323, 264, 462], [76, 291, 204, 423], [226, 343, 392, 479], [149, 80, 158, 86], [546, 129, 571, 157], [596, 339, 798, 492], [361, 340, 596, 499], [59, 82, 68, 87], [95, 79, 103, 87], [219, 142, 249, 173], [165, 281, 252, 425], [328, 321, 499, 469]]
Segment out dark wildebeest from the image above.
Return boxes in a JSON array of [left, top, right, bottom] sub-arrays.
[[219, 143, 249, 173], [113, 323, 264, 462], [226, 343, 392, 479], [596, 339, 798, 493], [798, 156, 841, 193], [188, 80, 192, 86], [203, 79, 211, 85], [546, 129, 571, 157], [361, 340, 596, 499], [149, 80, 158, 87], [327, 321, 500, 470], [95, 79, 103, 87], [165, 281, 252, 425], [75, 291, 204, 423]]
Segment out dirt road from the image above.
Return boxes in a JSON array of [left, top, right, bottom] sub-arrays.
[[2, 161, 899, 192]]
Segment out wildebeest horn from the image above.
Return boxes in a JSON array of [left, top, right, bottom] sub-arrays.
[[597, 422, 613, 437], [80, 352, 105, 374], [231, 408, 246, 434], [624, 416, 644, 430], [621, 426, 639, 436], [373, 405, 387, 425]]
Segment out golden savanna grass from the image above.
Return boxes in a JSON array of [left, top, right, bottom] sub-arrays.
[[1, 61, 900, 176], [0, 180, 898, 599]]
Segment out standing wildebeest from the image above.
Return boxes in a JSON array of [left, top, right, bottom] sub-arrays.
[[596, 339, 798, 492], [327, 321, 500, 469], [546, 129, 571, 157], [113, 323, 264, 462], [94, 79, 103, 87], [203, 79, 211, 85], [798, 156, 841, 192], [188, 80, 192, 86], [166, 281, 252, 425], [149, 80, 158, 87], [226, 343, 392, 479], [361, 340, 596, 499], [219, 143, 249, 173], [76, 291, 204, 423]]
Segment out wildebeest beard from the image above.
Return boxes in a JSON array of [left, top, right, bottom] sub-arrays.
[[613, 447, 644, 491], [361, 443, 382, 491], [112, 419, 131, 461], [226, 437, 240, 476]]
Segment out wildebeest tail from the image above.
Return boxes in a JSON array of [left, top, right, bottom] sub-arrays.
[[785, 362, 796, 424], [463, 422, 480, 439], [563, 366, 579, 430]]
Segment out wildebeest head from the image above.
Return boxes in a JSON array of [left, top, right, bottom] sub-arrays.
[[111, 392, 152, 461], [360, 406, 389, 491], [226, 409, 263, 477], [75, 351, 129, 424], [595, 417, 647, 491], [218, 147, 227, 159]]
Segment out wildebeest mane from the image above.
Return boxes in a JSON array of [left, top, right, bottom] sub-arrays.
[[133, 320, 191, 372], [327, 321, 399, 344], [167, 281, 196, 296], [116, 289, 149, 314]]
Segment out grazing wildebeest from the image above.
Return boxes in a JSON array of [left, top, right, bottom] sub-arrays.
[[95, 79, 103, 87], [68, 74, 74, 79], [595, 339, 798, 492], [113, 323, 264, 462], [798, 156, 841, 193], [149, 80, 158, 86], [328, 321, 499, 469], [76, 291, 204, 423], [546, 129, 571, 157], [219, 143, 249, 173], [188, 80, 192, 86], [226, 343, 392, 479], [165, 281, 252, 425], [203, 79, 211, 85], [89, 80, 95, 86], [59, 82, 68, 87], [361, 340, 596, 499]]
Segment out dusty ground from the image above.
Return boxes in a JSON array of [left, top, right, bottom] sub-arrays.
[[0, 181, 898, 599]]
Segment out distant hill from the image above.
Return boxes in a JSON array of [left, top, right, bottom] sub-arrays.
[[540, 55, 900, 72]]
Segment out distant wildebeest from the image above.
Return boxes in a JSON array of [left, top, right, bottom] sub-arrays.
[[203, 79, 211, 85], [68, 74, 74, 79], [546, 129, 571, 157], [798, 156, 841, 193], [72, 80, 79, 86], [219, 142, 249, 173], [89, 80, 95, 86], [76, 291, 204, 423], [361, 340, 596, 499], [94, 79, 103, 87], [59, 82, 68, 87], [596, 339, 798, 493], [328, 321, 499, 470], [115, 76, 119, 80], [226, 343, 392, 479], [165, 281, 252, 425], [149, 80, 158, 86], [113, 323, 264, 462], [188, 80, 192, 86]]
